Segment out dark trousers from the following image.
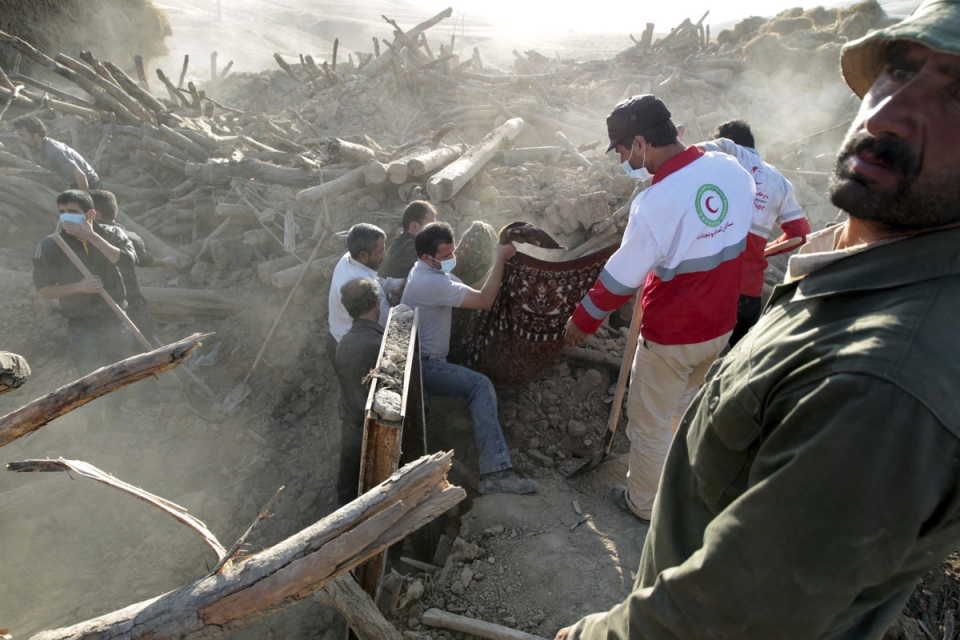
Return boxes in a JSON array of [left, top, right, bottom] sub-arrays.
[[325, 332, 338, 368], [127, 299, 160, 349], [68, 318, 132, 421], [68, 318, 132, 377], [728, 295, 762, 348], [337, 419, 364, 506]]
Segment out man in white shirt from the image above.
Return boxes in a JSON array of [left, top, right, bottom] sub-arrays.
[[401, 222, 538, 495], [326, 223, 394, 364]]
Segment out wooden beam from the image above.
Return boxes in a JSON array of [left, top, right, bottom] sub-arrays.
[[30, 452, 464, 640], [0, 334, 210, 448]]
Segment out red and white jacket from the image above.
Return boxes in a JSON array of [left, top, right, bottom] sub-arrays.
[[572, 146, 755, 345], [701, 138, 811, 297]]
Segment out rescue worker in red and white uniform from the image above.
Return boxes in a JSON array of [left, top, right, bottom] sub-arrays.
[[700, 119, 812, 346], [564, 95, 755, 522]]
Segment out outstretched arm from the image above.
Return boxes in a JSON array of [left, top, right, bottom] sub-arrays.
[[460, 243, 516, 311]]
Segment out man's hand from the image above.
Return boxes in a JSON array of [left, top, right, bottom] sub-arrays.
[[76, 276, 103, 294], [497, 242, 517, 262], [563, 317, 589, 347], [554, 627, 573, 640], [62, 219, 97, 242]]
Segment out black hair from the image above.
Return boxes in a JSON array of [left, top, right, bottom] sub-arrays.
[[401, 200, 436, 232], [13, 116, 47, 137], [346, 223, 386, 260], [340, 278, 380, 319], [711, 119, 755, 149], [632, 119, 680, 148], [414, 221, 455, 259], [90, 189, 118, 222], [56, 189, 93, 213]]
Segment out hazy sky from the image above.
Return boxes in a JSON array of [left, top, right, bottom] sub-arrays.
[[405, 0, 919, 34]]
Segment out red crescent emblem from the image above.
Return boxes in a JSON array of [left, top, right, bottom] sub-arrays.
[[705, 196, 719, 214]]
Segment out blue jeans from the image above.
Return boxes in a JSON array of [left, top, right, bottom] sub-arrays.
[[421, 359, 512, 475]]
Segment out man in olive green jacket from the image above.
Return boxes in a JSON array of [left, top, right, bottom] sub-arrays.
[[556, 1, 960, 638]]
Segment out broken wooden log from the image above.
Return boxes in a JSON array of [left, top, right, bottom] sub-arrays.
[[0, 334, 210, 448], [426, 117, 524, 201], [360, 7, 453, 78], [141, 287, 245, 318], [156, 68, 193, 108], [313, 575, 402, 640], [28, 451, 463, 640], [215, 202, 258, 221], [99, 183, 171, 201], [273, 53, 302, 82], [153, 124, 211, 161], [330, 137, 377, 165], [8, 72, 95, 107], [298, 164, 366, 210], [364, 159, 389, 186], [0, 84, 36, 110], [556, 131, 592, 169], [408, 144, 465, 177], [422, 608, 549, 640], [497, 146, 563, 166], [258, 254, 302, 284], [55, 53, 156, 124], [185, 159, 319, 187]]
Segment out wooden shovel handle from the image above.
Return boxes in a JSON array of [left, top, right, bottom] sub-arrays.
[[604, 297, 644, 455], [52, 233, 152, 351]]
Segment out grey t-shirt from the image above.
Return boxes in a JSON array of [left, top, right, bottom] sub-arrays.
[[34, 137, 97, 186], [400, 260, 470, 360]]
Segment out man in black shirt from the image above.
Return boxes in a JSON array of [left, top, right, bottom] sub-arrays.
[[333, 278, 385, 505], [90, 189, 178, 348], [33, 190, 136, 401], [379, 200, 437, 280]]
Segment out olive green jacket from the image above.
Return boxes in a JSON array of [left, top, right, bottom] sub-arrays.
[[570, 226, 960, 639]]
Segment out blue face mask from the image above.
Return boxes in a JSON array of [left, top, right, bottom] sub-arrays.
[[59, 212, 87, 226], [433, 255, 457, 273], [622, 142, 650, 180]]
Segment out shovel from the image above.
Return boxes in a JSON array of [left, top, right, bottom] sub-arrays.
[[52, 234, 216, 399], [221, 229, 329, 414], [567, 298, 644, 478]]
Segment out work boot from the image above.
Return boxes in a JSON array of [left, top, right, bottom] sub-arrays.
[[611, 485, 650, 524], [478, 469, 538, 495]]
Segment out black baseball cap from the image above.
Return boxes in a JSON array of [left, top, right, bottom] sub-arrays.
[[605, 95, 672, 152]]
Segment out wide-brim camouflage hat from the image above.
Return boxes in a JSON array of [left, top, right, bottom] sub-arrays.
[[841, 0, 960, 98]]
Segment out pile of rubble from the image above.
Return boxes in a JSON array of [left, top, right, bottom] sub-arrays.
[[1, 2, 896, 286]]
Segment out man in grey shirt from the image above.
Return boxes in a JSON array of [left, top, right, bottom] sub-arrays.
[[401, 222, 537, 496], [14, 116, 100, 191]]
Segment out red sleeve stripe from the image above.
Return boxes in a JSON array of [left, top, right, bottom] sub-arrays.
[[780, 218, 811, 241], [572, 277, 635, 334]]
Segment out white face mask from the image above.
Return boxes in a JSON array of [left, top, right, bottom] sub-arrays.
[[59, 212, 87, 226], [621, 141, 650, 180], [433, 255, 457, 273]]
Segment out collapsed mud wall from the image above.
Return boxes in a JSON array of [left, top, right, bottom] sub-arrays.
[[0, 0, 170, 70]]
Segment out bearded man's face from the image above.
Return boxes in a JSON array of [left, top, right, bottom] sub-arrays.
[[829, 42, 960, 231]]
